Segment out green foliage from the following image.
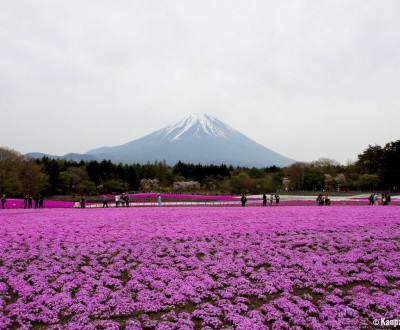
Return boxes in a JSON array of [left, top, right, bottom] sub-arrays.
[[106, 179, 126, 192], [58, 171, 71, 195], [355, 174, 380, 190], [284, 162, 308, 190], [230, 172, 255, 193], [382, 140, 400, 191], [355, 145, 384, 174], [257, 174, 277, 193], [0, 147, 23, 194], [19, 160, 49, 194], [305, 167, 325, 190], [248, 167, 266, 179]]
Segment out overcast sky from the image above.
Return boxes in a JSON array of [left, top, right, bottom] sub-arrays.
[[1, 1, 399, 165]]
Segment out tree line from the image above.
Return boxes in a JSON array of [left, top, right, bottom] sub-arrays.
[[0, 140, 399, 198]]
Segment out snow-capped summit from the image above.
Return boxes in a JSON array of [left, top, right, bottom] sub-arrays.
[[155, 113, 238, 141], [86, 114, 295, 167]]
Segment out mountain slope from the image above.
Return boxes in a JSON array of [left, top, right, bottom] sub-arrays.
[[86, 114, 295, 167]]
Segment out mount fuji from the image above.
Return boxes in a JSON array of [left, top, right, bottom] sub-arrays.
[[85, 114, 295, 167]]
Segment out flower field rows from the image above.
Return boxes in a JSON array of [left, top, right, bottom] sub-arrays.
[[0, 206, 399, 329], [5, 193, 399, 209]]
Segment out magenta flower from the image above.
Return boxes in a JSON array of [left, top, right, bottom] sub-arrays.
[[0, 206, 399, 328]]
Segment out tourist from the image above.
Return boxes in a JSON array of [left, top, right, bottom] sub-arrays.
[[23, 194, 28, 209], [316, 194, 324, 206], [34, 194, 39, 209], [80, 195, 86, 208], [241, 193, 247, 207], [373, 193, 379, 206], [386, 193, 391, 205], [0, 193, 6, 209], [262, 193, 267, 207], [102, 194, 109, 208], [124, 193, 130, 207], [115, 194, 120, 207], [368, 194, 374, 206], [39, 194, 44, 208], [275, 194, 280, 205], [270, 194, 274, 206], [324, 195, 330, 206], [158, 193, 162, 206]]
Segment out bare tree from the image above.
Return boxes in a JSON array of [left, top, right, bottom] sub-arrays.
[[0, 147, 22, 194], [284, 162, 309, 190], [19, 160, 49, 194]]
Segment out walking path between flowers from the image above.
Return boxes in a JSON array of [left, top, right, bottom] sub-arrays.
[[3, 193, 399, 209]]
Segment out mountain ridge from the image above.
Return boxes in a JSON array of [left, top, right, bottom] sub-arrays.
[[25, 114, 295, 167], [85, 114, 295, 167]]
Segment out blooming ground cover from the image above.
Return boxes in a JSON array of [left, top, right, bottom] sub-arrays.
[[0, 206, 399, 329], [6, 193, 399, 209], [4, 194, 237, 209]]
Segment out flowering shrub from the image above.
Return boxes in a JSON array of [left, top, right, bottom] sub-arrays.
[[172, 181, 201, 191], [0, 206, 399, 329]]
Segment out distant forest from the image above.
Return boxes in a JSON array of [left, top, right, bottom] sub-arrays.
[[0, 140, 399, 197]]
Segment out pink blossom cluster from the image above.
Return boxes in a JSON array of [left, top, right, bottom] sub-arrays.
[[3, 199, 76, 209], [0, 206, 399, 329], [131, 193, 238, 201], [5, 194, 399, 209]]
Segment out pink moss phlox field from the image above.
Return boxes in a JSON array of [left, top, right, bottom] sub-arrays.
[[132, 193, 238, 201], [5, 194, 400, 209], [4, 200, 76, 209], [0, 206, 399, 329]]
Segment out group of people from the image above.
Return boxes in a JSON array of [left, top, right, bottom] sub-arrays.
[[102, 193, 130, 208], [369, 193, 391, 206], [316, 194, 331, 206], [79, 192, 163, 208], [240, 193, 280, 207], [262, 193, 279, 206], [24, 193, 44, 209], [1, 193, 45, 209]]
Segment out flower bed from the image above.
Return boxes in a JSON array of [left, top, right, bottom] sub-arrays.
[[4, 193, 399, 209], [0, 206, 399, 329]]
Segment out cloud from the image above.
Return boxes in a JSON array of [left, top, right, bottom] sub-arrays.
[[1, 0, 399, 164]]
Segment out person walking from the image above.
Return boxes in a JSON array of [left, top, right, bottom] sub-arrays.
[[368, 194, 374, 206], [262, 193, 267, 207], [275, 194, 280, 206], [270, 194, 274, 206], [28, 194, 33, 208], [381, 193, 387, 205], [157, 193, 162, 206], [124, 193, 130, 207], [0, 194, 6, 209], [241, 193, 247, 207], [39, 194, 44, 208], [102, 194, 109, 208], [80, 195, 86, 208], [373, 193, 378, 206], [386, 193, 391, 205], [316, 194, 324, 206], [23, 194, 28, 209], [34, 194, 39, 209]]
